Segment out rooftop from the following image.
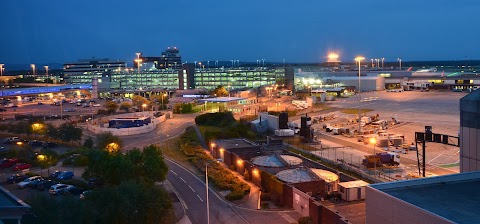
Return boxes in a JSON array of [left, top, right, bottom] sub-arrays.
[[0, 185, 30, 220], [370, 171, 480, 224], [338, 180, 369, 189], [213, 138, 257, 150]]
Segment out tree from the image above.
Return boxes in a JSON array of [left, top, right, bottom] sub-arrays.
[[132, 95, 149, 108], [105, 101, 119, 114], [83, 137, 94, 149], [141, 145, 168, 183], [58, 123, 83, 142], [96, 132, 123, 152], [150, 93, 169, 110], [119, 102, 132, 113], [213, 85, 229, 97]]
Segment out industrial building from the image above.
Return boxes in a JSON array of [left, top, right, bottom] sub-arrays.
[[133, 47, 182, 70], [366, 171, 480, 224], [63, 58, 127, 84]]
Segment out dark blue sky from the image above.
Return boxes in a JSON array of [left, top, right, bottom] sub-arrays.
[[1, 0, 479, 65]]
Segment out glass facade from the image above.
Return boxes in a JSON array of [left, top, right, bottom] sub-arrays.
[[194, 68, 286, 90], [110, 71, 180, 91]]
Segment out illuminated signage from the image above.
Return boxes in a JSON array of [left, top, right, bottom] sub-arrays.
[[455, 80, 472, 84]]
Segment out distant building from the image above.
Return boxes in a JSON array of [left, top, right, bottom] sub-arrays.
[[366, 171, 480, 224], [63, 58, 126, 84], [134, 47, 182, 70]]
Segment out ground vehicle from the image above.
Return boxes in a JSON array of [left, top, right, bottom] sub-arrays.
[[17, 176, 42, 188], [80, 190, 92, 200], [29, 140, 44, 147], [49, 184, 74, 195], [4, 137, 19, 144], [0, 108, 6, 112], [56, 171, 74, 180], [0, 147, 9, 153], [64, 108, 75, 112], [68, 187, 85, 195], [360, 116, 372, 126], [12, 163, 32, 171], [27, 177, 45, 188], [0, 158, 19, 169], [36, 180, 60, 191], [275, 129, 295, 137], [362, 152, 400, 168], [93, 104, 101, 107], [37, 102, 44, 105], [49, 170, 62, 178], [7, 174, 28, 184]]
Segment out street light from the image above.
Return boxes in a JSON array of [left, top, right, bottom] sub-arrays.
[[106, 142, 120, 153], [369, 138, 377, 171], [44, 66, 49, 85], [161, 93, 167, 110], [37, 154, 46, 176], [142, 103, 147, 112], [134, 59, 143, 73], [355, 56, 365, 135], [397, 58, 402, 71], [31, 64, 36, 83], [381, 58, 385, 70]]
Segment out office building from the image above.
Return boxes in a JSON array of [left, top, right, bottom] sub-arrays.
[[64, 58, 127, 84], [134, 47, 182, 69]]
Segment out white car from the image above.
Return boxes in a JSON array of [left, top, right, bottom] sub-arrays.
[[17, 176, 42, 189], [93, 104, 101, 107], [49, 184, 74, 195]]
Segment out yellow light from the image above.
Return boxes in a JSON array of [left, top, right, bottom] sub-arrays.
[[369, 138, 377, 145], [237, 159, 243, 165], [16, 142, 23, 146], [355, 56, 365, 62], [328, 53, 339, 60], [220, 148, 224, 153], [210, 143, 216, 148], [252, 169, 259, 176], [142, 103, 147, 108], [37, 154, 46, 161]]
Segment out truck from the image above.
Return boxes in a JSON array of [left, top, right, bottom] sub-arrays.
[[360, 116, 372, 127], [362, 152, 400, 168], [275, 129, 295, 137]]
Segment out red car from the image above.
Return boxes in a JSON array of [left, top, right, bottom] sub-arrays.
[[12, 163, 32, 171], [0, 158, 19, 169]]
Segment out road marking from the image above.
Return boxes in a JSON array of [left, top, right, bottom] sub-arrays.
[[189, 185, 195, 192], [196, 195, 204, 202], [180, 177, 186, 183], [170, 170, 178, 176], [279, 212, 297, 224]]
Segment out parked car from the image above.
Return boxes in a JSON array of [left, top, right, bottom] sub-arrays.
[[93, 104, 101, 107], [49, 184, 74, 195], [42, 142, 57, 149], [27, 177, 45, 188], [0, 108, 6, 112], [63, 108, 75, 112], [36, 180, 60, 191], [49, 170, 63, 178], [0, 158, 19, 169], [56, 171, 74, 180], [7, 174, 28, 184], [17, 176, 42, 189], [80, 190, 92, 200], [87, 178, 104, 187], [29, 140, 44, 147], [3, 137, 19, 144], [37, 102, 44, 105], [68, 187, 85, 195], [0, 147, 9, 153], [12, 163, 32, 171]]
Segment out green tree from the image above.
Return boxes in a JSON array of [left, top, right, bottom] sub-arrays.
[[132, 95, 149, 108], [96, 132, 123, 152], [83, 137, 94, 149], [83, 182, 174, 224], [58, 123, 83, 142], [105, 101, 119, 114], [141, 145, 168, 183], [213, 85, 229, 97], [150, 93, 169, 110], [119, 102, 132, 113]]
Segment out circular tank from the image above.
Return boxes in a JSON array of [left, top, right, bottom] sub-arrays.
[[251, 155, 302, 167], [276, 168, 339, 193]]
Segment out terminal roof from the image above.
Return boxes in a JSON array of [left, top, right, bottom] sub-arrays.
[[370, 171, 480, 224]]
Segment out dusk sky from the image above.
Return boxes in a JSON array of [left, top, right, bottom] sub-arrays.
[[1, 0, 479, 65]]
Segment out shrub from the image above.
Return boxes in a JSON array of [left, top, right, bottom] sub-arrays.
[[261, 201, 270, 209], [298, 217, 314, 224], [260, 192, 271, 201], [195, 112, 236, 127]]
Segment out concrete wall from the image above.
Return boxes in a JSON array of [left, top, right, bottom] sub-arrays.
[[365, 186, 453, 224], [292, 187, 311, 217], [87, 112, 166, 136]]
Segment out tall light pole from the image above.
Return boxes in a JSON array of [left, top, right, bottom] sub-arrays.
[[205, 163, 210, 224], [397, 58, 402, 71], [262, 59, 265, 67], [355, 56, 365, 135], [230, 60, 234, 68], [134, 59, 142, 73], [370, 138, 377, 173], [207, 61, 210, 69], [0, 64, 3, 98], [370, 59, 374, 68], [44, 66, 49, 85], [381, 58, 385, 70], [0, 64, 4, 77], [31, 64, 36, 83]]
